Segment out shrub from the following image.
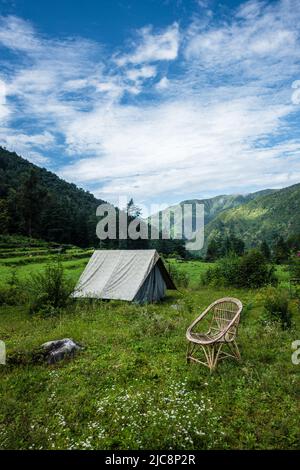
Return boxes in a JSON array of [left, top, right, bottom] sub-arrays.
[[134, 308, 176, 338], [27, 261, 73, 315], [260, 286, 293, 329], [0, 270, 27, 306], [202, 250, 277, 288], [238, 250, 277, 288], [288, 255, 300, 279], [204, 254, 241, 287], [167, 262, 189, 288]]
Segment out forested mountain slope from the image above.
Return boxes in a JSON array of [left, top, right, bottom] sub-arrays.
[[204, 183, 300, 251], [149, 189, 276, 238], [0, 147, 105, 247]]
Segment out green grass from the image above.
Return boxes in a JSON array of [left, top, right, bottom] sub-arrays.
[[166, 259, 214, 288], [0, 257, 89, 286], [0, 255, 299, 450]]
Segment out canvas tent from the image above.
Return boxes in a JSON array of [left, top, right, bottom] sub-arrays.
[[72, 250, 176, 303]]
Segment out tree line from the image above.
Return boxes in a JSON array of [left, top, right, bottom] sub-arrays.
[[206, 231, 300, 263], [0, 148, 187, 256]]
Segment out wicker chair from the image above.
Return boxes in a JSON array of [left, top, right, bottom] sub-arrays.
[[186, 297, 243, 371]]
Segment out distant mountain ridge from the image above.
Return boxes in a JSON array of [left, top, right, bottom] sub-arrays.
[[148, 188, 277, 234], [1, 146, 299, 254], [203, 182, 300, 252], [148, 185, 300, 253], [175, 188, 277, 224]]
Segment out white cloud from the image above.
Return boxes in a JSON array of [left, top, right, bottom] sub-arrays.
[[291, 80, 300, 105], [155, 77, 169, 90], [0, 2, 300, 207], [116, 23, 179, 66], [0, 78, 9, 121], [0, 15, 41, 52], [185, 0, 299, 76], [236, 0, 265, 19], [126, 65, 157, 81], [0, 130, 54, 163], [59, 96, 298, 203]]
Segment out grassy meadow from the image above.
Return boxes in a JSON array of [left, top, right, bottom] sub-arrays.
[[0, 241, 299, 450]]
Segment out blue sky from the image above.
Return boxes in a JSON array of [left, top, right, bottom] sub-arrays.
[[0, 0, 300, 209]]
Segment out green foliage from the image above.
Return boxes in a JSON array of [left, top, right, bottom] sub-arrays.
[[203, 250, 277, 288], [0, 269, 27, 306], [259, 286, 293, 329], [0, 149, 187, 257], [133, 308, 177, 338], [0, 234, 49, 249], [273, 236, 290, 264], [286, 233, 300, 252], [203, 183, 300, 256], [0, 147, 104, 247], [27, 261, 73, 315], [206, 232, 244, 261], [260, 240, 271, 260], [0, 198, 10, 234], [203, 254, 241, 286], [167, 261, 189, 287], [205, 238, 219, 261], [0, 257, 300, 449], [238, 250, 277, 288], [288, 255, 300, 279]]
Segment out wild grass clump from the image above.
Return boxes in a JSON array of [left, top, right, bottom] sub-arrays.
[[259, 286, 293, 329], [202, 250, 277, 288], [288, 255, 300, 279], [0, 270, 27, 306], [27, 261, 73, 315], [167, 262, 189, 288], [133, 308, 177, 338]]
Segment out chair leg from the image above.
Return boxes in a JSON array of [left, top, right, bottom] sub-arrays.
[[231, 340, 241, 360], [212, 343, 223, 371], [201, 344, 220, 371], [187, 342, 238, 371], [186, 342, 191, 363]]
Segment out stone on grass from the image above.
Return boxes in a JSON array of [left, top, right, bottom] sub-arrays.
[[41, 338, 83, 365]]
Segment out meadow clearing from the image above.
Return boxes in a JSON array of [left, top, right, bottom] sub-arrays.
[[0, 241, 299, 450]]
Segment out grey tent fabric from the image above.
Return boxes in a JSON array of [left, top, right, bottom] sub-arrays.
[[72, 249, 176, 303], [133, 264, 166, 303]]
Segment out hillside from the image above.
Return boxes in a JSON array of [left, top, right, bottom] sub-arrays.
[[148, 189, 276, 239], [0, 148, 186, 256], [148, 184, 300, 255], [204, 183, 300, 251], [0, 147, 106, 247]]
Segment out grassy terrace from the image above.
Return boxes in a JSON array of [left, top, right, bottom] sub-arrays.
[[0, 245, 299, 449]]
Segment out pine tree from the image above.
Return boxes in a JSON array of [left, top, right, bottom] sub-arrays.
[[274, 236, 289, 264], [0, 198, 9, 234], [206, 238, 219, 261], [260, 240, 271, 260], [17, 170, 47, 239]]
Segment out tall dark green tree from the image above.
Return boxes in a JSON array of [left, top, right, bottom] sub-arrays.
[[17, 169, 47, 238], [274, 236, 289, 264], [206, 238, 219, 261], [260, 240, 271, 260], [0, 198, 9, 234]]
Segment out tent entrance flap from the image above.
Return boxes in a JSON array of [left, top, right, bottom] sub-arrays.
[[133, 264, 166, 303]]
